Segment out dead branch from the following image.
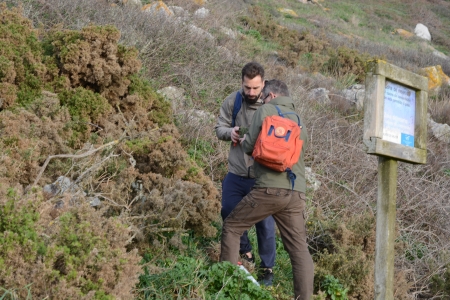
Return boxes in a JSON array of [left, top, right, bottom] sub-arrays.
[[28, 140, 120, 192]]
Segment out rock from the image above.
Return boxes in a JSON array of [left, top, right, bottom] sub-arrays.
[[429, 115, 450, 144], [157, 86, 185, 102], [422, 65, 450, 91], [43, 176, 86, 199], [342, 84, 365, 110], [220, 26, 237, 39], [395, 28, 414, 38], [168, 6, 186, 16], [142, 1, 173, 18], [89, 197, 102, 207], [194, 7, 209, 18], [122, 0, 141, 6], [432, 50, 449, 60], [309, 87, 330, 104], [414, 23, 431, 41], [157, 86, 187, 112], [306, 167, 321, 191], [188, 24, 214, 40]]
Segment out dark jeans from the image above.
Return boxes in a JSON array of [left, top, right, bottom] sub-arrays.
[[221, 187, 314, 300], [221, 172, 276, 268]]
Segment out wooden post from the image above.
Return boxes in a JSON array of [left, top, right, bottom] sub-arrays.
[[364, 60, 428, 299], [374, 156, 398, 300]]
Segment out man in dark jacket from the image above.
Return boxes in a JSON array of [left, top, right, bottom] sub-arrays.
[[214, 62, 276, 285], [220, 79, 314, 299]]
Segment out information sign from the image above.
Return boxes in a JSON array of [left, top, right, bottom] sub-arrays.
[[382, 81, 416, 147]]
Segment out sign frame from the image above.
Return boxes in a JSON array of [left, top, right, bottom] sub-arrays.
[[363, 60, 428, 164]]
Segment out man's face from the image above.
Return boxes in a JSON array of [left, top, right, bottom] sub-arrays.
[[242, 75, 264, 103]]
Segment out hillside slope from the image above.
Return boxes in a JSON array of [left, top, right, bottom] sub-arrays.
[[1, 0, 450, 298]]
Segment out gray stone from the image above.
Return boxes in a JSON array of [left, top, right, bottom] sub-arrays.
[[429, 115, 450, 144], [89, 197, 102, 207], [414, 23, 431, 41], [309, 87, 330, 104], [220, 26, 237, 39], [194, 7, 209, 18], [305, 167, 321, 191], [342, 84, 365, 110], [157, 86, 187, 112], [188, 24, 214, 40]]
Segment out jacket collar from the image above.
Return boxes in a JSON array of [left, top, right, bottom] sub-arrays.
[[267, 96, 295, 110]]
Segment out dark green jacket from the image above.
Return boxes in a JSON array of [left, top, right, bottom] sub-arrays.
[[242, 96, 308, 192]]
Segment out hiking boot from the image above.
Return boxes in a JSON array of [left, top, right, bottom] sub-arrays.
[[240, 252, 255, 264], [258, 268, 274, 286]]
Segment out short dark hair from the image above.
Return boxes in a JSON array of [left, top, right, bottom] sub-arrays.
[[261, 79, 290, 98], [241, 61, 264, 81]]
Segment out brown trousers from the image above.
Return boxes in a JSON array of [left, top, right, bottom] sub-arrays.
[[220, 187, 314, 300]]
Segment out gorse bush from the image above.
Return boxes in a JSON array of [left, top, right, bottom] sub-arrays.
[[0, 189, 141, 299], [0, 4, 221, 298]]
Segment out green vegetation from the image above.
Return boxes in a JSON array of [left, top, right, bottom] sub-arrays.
[[321, 275, 349, 300], [1, 0, 450, 299], [138, 255, 273, 299]]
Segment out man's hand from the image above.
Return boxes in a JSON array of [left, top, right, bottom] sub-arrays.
[[239, 134, 246, 144], [231, 126, 240, 146]]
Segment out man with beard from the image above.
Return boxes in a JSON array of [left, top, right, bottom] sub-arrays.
[[215, 62, 276, 285]]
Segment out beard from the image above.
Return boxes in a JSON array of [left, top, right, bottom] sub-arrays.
[[243, 92, 262, 104]]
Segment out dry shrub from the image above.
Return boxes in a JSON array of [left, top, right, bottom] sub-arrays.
[[45, 24, 141, 106], [289, 83, 450, 298], [429, 85, 450, 126], [0, 189, 141, 299], [0, 98, 72, 187], [0, 5, 221, 298]]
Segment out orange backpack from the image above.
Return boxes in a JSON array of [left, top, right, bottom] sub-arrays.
[[252, 105, 303, 189]]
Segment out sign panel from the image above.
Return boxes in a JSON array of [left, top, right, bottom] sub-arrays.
[[382, 81, 416, 147]]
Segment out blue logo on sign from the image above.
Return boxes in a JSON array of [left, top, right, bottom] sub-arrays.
[[401, 133, 414, 147]]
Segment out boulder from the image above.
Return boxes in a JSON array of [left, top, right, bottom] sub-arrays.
[[309, 87, 330, 104], [429, 115, 450, 144], [157, 86, 187, 112], [422, 65, 450, 91], [395, 28, 414, 38], [168, 6, 186, 16], [414, 23, 431, 41], [142, 1, 173, 18], [342, 84, 365, 110], [194, 7, 209, 18], [432, 50, 449, 60]]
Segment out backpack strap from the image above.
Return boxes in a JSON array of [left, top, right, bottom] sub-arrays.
[[286, 168, 296, 190], [231, 92, 243, 128], [275, 106, 300, 190], [275, 105, 301, 127]]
